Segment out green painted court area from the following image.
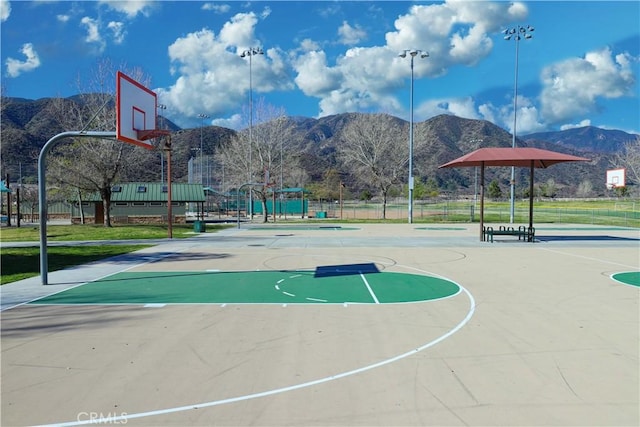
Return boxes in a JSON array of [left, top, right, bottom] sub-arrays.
[[612, 271, 640, 287], [30, 270, 460, 305]]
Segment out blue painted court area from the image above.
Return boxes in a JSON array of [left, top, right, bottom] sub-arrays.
[[30, 268, 460, 305]]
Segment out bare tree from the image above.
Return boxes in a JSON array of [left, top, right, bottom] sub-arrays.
[[611, 139, 640, 194], [46, 60, 154, 226], [18, 185, 39, 221], [216, 99, 297, 222], [337, 113, 407, 219], [576, 180, 594, 198]]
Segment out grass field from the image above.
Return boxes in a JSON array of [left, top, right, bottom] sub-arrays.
[[1, 200, 637, 285], [0, 223, 233, 285], [327, 199, 640, 227], [0, 223, 233, 242], [0, 245, 151, 285]]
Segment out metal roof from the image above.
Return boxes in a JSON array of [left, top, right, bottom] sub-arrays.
[[275, 187, 310, 193], [439, 147, 590, 169], [88, 183, 205, 202]]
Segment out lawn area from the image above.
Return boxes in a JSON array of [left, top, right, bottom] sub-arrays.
[[0, 223, 232, 242], [1, 245, 151, 285], [0, 223, 233, 284]]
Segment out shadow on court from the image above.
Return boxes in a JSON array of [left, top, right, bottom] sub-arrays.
[[536, 235, 640, 242], [314, 263, 380, 277], [0, 305, 153, 338]]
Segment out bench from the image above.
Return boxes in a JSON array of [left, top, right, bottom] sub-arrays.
[[483, 225, 535, 243]]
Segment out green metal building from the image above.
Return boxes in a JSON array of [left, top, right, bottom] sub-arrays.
[[73, 183, 205, 224]]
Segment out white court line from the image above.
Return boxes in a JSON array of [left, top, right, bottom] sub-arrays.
[[609, 272, 640, 288], [42, 273, 475, 427], [537, 247, 639, 269], [360, 272, 379, 304]]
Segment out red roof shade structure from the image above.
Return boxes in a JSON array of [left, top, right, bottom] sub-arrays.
[[439, 147, 589, 168], [439, 147, 590, 241]]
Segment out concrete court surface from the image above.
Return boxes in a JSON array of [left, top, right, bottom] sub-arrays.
[[1, 223, 639, 426]]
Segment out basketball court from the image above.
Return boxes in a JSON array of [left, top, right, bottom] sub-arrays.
[[7, 73, 638, 426], [1, 223, 639, 426]]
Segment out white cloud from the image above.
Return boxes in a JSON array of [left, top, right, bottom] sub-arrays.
[[560, 120, 592, 131], [151, 0, 535, 127], [98, 0, 153, 18], [540, 47, 637, 124], [419, 97, 481, 122], [338, 21, 366, 45], [157, 12, 293, 127], [81, 16, 102, 45], [293, 50, 341, 96], [298, 38, 320, 52], [473, 95, 546, 134], [57, 14, 70, 23], [202, 3, 230, 14], [108, 21, 126, 44], [159, 0, 622, 134], [5, 43, 41, 77], [81, 14, 133, 52], [291, 1, 529, 119], [259, 6, 271, 19], [212, 114, 243, 130], [1, 0, 10, 22]]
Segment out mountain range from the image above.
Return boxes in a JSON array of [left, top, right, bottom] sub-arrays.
[[1, 96, 638, 198]]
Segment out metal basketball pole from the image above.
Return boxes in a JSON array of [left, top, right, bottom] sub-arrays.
[[38, 131, 117, 285]]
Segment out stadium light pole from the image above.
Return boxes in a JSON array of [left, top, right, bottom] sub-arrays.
[[157, 104, 167, 186], [240, 46, 264, 219], [399, 49, 429, 224], [197, 114, 209, 186], [504, 24, 534, 224]]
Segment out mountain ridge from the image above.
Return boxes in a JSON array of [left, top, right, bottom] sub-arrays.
[[1, 95, 634, 197]]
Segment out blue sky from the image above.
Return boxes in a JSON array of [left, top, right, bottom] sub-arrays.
[[1, 1, 639, 135]]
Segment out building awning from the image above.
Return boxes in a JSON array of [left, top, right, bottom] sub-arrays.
[[275, 187, 310, 193]]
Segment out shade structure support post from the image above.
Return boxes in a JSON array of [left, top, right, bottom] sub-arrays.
[[529, 160, 534, 234], [165, 134, 173, 239], [479, 162, 485, 241]]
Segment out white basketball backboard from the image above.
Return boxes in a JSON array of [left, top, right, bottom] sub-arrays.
[[116, 71, 157, 149], [606, 168, 626, 188]]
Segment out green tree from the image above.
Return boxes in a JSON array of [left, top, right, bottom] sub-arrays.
[[487, 179, 502, 199], [539, 178, 558, 198], [312, 168, 343, 201], [424, 178, 439, 198]]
